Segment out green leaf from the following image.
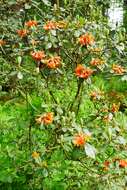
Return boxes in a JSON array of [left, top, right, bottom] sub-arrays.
[[117, 136, 126, 145], [42, 0, 51, 6], [51, 30, 56, 36], [74, 30, 81, 37], [25, 3, 31, 9], [17, 56, 22, 65], [121, 75, 127, 81], [85, 143, 96, 159], [17, 72, 23, 80], [46, 43, 52, 49]]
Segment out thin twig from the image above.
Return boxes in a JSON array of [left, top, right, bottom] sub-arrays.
[[28, 124, 32, 151]]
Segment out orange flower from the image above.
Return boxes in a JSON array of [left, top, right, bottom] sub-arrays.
[[112, 64, 125, 74], [79, 33, 94, 46], [103, 161, 110, 171], [36, 112, 53, 125], [90, 91, 98, 100], [17, 29, 28, 38], [103, 113, 113, 123], [90, 91, 103, 100], [111, 103, 119, 113], [0, 39, 6, 46], [104, 161, 110, 167], [45, 56, 61, 69], [75, 64, 93, 79], [119, 160, 127, 168], [32, 151, 40, 159], [31, 51, 45, 61], [25, 20, 38, 27], [90, 58, 104, 66], [43, 21, 57, 30], [73, 133, 86, 147], [73, 133, 91, 147], [30, 39, 39, 46]]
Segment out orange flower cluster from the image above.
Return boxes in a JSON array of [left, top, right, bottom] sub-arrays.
[[73, 133, 85, 147], [111, 103, 119, 113], [90, 58, 104, 66], [79, 33, 94, 46], [90, 91, 98, 100], [43, 21, 58, 30], [73, 133, 91, 147], [45, 56, 61, 69], [25, 20, 38, 27], [0, 39, 6, 46], [32, 151, 40, 159], [103, 161, 110, 171], [17, 29, 28, 38], [119, 160, 127, 168], [90, 91, 103, 100], [103, 159, 127, 171], [43, 21, 67, 30], [36, 112, 53, 125], [75, 64, 93, 79], [103, 113, 113, 123], [31, 51, 45, 61], [112, 64, 125, 74], [30, 39, 39, 46]]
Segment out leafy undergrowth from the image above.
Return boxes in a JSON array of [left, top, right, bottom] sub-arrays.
[[1, 77, 127, 190]]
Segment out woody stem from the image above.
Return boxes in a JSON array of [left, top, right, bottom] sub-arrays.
[[28, 124, 32, 151], [69, 79, 83, 111], [76, 83, 84, 116]]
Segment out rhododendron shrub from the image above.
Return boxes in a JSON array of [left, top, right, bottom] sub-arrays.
[[0, 0, 127, 190]]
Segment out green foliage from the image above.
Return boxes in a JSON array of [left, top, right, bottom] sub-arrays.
[[0, 0, 127, 189]]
